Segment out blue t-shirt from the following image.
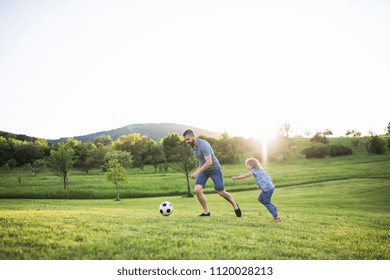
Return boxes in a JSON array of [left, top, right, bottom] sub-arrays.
[[192, 138, 221, 171], [250, 168, 275, 192]]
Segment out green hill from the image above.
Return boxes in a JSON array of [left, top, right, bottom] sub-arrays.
[[52, 123, 222, 143], [1, 123, 222, 143]]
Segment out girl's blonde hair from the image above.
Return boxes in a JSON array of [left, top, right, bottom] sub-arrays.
[[245, 158, 262, 169]]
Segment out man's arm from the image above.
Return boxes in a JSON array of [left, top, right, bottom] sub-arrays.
[[190, 155, 212, 179]]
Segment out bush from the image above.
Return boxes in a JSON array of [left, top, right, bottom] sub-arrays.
[[369, 136, 387, 155], [360, 135, 387, 155], [329, 144, 353, 157], [301, 144, 328, 159]]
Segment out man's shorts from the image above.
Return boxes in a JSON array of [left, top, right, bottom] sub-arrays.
[[195, 168, 224, 191]]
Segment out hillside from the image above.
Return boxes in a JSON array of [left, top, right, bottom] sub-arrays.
[[52, 123, 222, 143], [0, 131, 38, 142]]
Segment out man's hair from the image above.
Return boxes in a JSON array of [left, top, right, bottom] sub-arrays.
[[183, 129, 195, 137]]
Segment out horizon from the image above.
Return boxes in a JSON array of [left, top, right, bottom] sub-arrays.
[[1, 1, 389, 140], [1, 121, 388, 142]]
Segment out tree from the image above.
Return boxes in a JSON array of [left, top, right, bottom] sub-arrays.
[[5, 158, 17, 171], [214, 133, 240, 164], [131, 137, 149, 170], [64, 138, 85, 162], [368, 135, 386, 155], [360, 133, 387, 156], [94, 135, 112, 147], [171, 142, 198, 197], [386, 122, 390, 148], [35, 138, 48, 148], [113, 133, 149, 170], [75, 142, 98, 174], [45, 142, 77, 189], [113, 133, 143, 153], [10, 140, 43, 166], [279, 123, 292, 138], [323, 129, 333, 137], [103, 149, 132, 170], [146, 140, 165, 172], [88, 145, 110, 171], [24, 159, 46, 175], [0, 136, 11, 166], [162, 133, 182, 163], [106, 159, 127, 201], [310, 132, 329, 144], [310, 129, 332, 144], [345, 130, 362, 137]]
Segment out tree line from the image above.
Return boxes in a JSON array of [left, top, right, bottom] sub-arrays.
[[0, 133, 255, 169], [1, 127, 389, 171], [0, 133, 256, 190], [1, 124, 389, 191]]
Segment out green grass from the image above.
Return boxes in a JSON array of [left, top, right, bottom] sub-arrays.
[[1, 178, 389, 260], [1, 139, 389, 259]]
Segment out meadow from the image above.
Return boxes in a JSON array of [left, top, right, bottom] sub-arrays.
[[0, 138, 389, 260]]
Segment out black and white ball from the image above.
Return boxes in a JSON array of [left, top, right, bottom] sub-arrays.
[[159, 201, 173, 216]]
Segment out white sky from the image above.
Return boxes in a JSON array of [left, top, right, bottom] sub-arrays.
[[1, 0, 389, 140]]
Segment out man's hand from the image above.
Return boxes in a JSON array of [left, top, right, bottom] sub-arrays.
[[191, 155, 211, 179], [190, 171, 198, 179]]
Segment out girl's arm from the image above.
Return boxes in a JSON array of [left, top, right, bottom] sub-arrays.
[[232, 171, 253, 180]]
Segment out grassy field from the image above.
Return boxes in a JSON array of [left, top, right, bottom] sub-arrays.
[[0, 177, 389, 260], [0, 138, 389, 259]]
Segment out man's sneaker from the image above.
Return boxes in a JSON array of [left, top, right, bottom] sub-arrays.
[[199, 212, 210, 216], [234, 204, 242, 217], [274, 205, 278, 211], [273, 216, 281, 222]]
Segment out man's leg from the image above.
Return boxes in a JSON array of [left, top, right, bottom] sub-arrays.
[[218, 190, 241, 217], [212, 168, 241, 217], [217, 190, 238, 209], [195, 184, 209, 214]]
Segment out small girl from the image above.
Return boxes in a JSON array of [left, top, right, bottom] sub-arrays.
[[232, 158, 281, 222]]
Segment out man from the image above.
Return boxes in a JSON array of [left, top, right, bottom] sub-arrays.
[[183, 129, 241, 217]]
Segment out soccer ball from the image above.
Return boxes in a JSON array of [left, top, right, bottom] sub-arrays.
[[159, 201, 173, 216]]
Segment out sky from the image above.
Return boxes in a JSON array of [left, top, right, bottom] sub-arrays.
[[1, 0, 389, 140]]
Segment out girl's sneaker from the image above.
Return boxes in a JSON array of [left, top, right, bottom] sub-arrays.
[[273, 216, 281, 222]]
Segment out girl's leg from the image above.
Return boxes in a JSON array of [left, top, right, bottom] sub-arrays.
[[258, 190, 278, 217]]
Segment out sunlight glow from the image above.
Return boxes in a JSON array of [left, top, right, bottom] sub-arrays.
[[261, 137, 268, 167]]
